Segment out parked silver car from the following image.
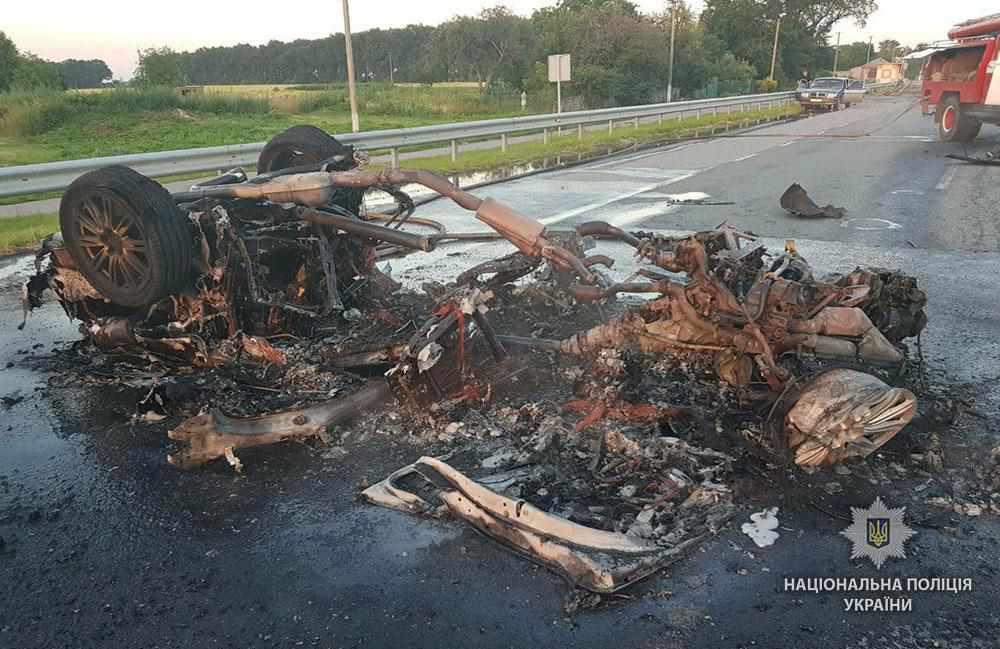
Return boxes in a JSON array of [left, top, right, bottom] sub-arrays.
[[797, 77, 865, 110]]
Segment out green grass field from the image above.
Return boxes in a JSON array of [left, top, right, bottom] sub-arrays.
[[0, 84, 548, 167]]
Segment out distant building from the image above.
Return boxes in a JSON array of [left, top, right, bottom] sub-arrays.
[[847, 58, 905, 83]]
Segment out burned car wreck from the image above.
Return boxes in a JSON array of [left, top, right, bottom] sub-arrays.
[[23, 124, 930, 595]]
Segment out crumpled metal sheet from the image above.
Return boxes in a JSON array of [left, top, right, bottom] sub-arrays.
[[780, 183, 847, 219], [362, 456, 734, 593], [772, 369, 918, 467]]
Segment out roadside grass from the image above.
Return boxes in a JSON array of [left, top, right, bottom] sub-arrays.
[[404, 104, 800, 175], [0, 212, 58, 254]]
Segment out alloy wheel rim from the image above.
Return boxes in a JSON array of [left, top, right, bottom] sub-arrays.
[[76, 192, 150, 289]]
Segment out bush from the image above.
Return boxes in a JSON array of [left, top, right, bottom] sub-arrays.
[[0, 87, 271, 137], [756, 79, 779, 93], [0, 90, 72, 136]]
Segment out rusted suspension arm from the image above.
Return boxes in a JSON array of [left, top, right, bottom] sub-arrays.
[[296, 207, 435, 252], [574, 221, 643, 249]]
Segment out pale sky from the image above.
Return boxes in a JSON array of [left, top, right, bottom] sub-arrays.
[[4, 1, 997, 79]]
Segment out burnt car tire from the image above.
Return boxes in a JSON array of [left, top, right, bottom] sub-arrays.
[[257, 125, 355, 173], [938, 97, 981, 143], [59, 165, 192, 308]]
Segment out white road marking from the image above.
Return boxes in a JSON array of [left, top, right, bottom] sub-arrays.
[[936, 167, 958, 191], [587, 145, 697, 168], [664, 192, 712, 202], [540, 171, 697, 227], [781, 140, 796, 147], [840, 218, 903, 231], [560, 166, 680, 180], [730, 153, 757, 163]]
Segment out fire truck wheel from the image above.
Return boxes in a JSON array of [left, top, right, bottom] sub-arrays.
[[60, 166, 192, 307], [257, 125, 355, 173], [938, 97, 981, 143]]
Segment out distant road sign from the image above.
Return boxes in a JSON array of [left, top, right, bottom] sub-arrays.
[[548, 54, 571, 82]]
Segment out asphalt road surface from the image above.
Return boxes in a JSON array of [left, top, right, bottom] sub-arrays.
[[2, 95, 1000, 649]]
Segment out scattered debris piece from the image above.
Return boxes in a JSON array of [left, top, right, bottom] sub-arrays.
[[168, 381, 391, 468], [780, 183, 847, 218], [741, 507, 780, 547], [363, 455, 734, 593], [945, 152, 1000, 165]]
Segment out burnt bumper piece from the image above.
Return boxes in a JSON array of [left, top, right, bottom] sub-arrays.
[[362, 456, 733, 594]]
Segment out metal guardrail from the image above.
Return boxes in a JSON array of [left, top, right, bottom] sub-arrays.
[[0, 91, 798, 199]]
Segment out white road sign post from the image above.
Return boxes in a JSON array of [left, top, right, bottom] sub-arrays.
[[548, 54, 571, 114]]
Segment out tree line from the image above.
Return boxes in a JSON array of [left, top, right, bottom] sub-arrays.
[[5, 0, 894, 106], [0, 32, 112, 91], [132, 0, 881, 106]]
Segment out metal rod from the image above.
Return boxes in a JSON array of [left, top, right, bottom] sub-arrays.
[[297, 207, 435, 252]]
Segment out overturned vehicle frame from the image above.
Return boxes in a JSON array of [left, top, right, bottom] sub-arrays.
[[25, 124, 927, 473], [24, 123, 931, 594]]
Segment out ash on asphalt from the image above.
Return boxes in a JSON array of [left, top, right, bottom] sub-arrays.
[[2, 268, 999, 649]]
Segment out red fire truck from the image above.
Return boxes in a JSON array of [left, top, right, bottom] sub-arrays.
[[922, 14, 1000, 142]]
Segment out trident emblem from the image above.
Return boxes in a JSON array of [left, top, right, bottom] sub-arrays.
[[867, 518, 890, 549]]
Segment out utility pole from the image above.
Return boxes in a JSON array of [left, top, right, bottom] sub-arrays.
[[832, 32, 841, 74], [866, 36, 873, 64], [389, 54, 394, 85], [342, 0, 360, 132], [769, 12, 785, 81], [667, 1, 677, 102]]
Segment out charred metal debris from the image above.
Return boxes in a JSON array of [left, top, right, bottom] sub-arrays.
[[780, 183, 847, 219], [22, 125, 936, 596]]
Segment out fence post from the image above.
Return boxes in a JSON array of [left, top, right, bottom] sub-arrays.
[[450, 140, 458, 162], [608, 119, 614, 135], [390, 147, 399, 168], [501, 133, 508, 153], [577, 123, 583, 140], [658, 114, 663, 124], [633, 116, 639, 128], [543, 128, 550, 145]]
